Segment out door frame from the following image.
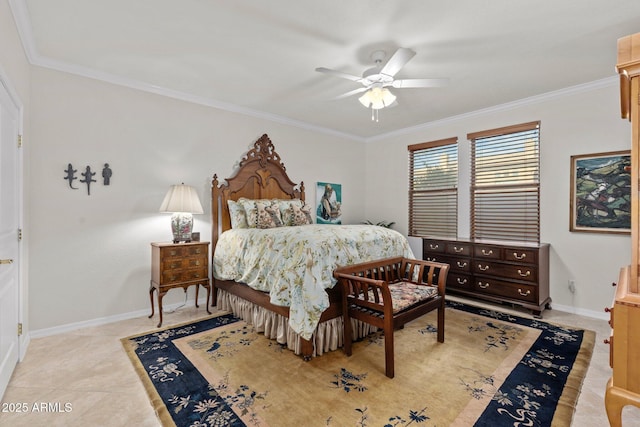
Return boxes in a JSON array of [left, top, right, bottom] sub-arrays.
[[0, 65, 26, 360]]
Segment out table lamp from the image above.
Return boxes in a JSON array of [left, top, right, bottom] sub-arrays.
[[159, 183, 204, 243]]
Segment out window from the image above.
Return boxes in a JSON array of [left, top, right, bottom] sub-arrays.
[[408, 138, 458, 238], [468, 121, 540, 243]]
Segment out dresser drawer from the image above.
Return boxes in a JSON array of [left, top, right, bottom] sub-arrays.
[[450, 257, 472, 273], [473, 245, 501, 260], [445, 242, 471, 256], [448, 272, 472, 290], [423, 239, 446, 253], [473, 260, 538, 282], [424, 254, 445, 263], [475, 278, 537, 303], [504, 247, 538, 263]]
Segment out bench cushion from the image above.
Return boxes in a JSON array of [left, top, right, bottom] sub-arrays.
[[388, 282, 439, 313]]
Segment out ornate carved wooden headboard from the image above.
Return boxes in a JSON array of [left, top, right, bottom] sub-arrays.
[[211, 134, 305, 250]]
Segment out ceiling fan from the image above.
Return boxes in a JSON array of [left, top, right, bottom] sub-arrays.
[[316, 47, 448, 121]]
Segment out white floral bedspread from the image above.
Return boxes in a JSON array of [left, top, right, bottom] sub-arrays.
[[213, 224, 414, 339]]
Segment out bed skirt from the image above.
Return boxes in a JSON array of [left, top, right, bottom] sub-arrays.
[[216, 288, 377, 357]]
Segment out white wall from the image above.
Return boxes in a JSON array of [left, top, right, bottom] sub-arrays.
[[27, 67, 366, 331], [364, 80, 631, 317]]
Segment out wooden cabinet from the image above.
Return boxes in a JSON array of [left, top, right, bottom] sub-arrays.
[[423, 238, 550, 316], [149, 241, 211, 327], [605, 32, 640, 427]]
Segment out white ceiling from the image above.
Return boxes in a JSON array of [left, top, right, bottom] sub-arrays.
[[10, 0, 640, 140]]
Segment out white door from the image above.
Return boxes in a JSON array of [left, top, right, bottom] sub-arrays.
[[0, 77, 21, 400]]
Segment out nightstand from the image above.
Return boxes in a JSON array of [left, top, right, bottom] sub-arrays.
[[149, 241, 211, 327]]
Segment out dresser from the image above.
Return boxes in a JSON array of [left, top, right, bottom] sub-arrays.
[[423, 238, 550, 316], [605, 32, 640, 427], [149, 241, 211, 327]]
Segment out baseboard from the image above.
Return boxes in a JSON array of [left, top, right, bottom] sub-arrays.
[[445, 295, 609, 321], [28, 296, 210, 340], [549, 302, 609, 321]]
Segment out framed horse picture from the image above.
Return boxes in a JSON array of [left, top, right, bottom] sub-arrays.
[[570, 150, 631, 234]]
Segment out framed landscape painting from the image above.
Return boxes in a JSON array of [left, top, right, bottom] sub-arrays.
[[570, 150, 631, 234]]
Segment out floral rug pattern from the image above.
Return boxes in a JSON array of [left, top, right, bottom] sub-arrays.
[[122, 302, 593, 427]]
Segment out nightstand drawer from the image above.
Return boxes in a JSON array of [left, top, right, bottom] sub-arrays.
[[162, 259, 185, 270], [185, 245, 206, 256], [185, 257, 206, 268], [160, 246, 186, 258], [161, 270, 183, 284], [182, 268, 207, 281]]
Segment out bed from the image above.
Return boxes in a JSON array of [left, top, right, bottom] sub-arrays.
[[211, 134, 414, 359]]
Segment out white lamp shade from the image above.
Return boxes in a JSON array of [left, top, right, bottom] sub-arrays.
[[159, 184, 204, 214]]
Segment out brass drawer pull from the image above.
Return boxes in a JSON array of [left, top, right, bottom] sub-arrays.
[[457, 278, 468, 285], [481, 249, 493, 256], [429, 244, 439, 250], [518, 288, 531, 297], [478, 264, 489, 271], [517, 269, 531, 277], [170, 262, 179, 269], [457, 261, 467, 268], [453, 246, 464, 253], [426, 257, 437, 262], [478, 282, 490, 289], [194, 248, 201, 254], [513, 252, 527, 260]]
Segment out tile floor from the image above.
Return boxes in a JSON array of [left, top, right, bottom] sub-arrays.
[[1, 299, 640, 427]]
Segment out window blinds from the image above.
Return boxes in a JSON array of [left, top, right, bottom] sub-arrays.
[[408, 138, 458, 238], [468, 121, 540, 243]]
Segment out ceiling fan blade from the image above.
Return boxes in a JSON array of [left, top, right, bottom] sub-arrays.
[[334, 87, 368, 99], [392, 78, 449, 88], [380, 48, 416, 77], [315, 67, 362, 82]]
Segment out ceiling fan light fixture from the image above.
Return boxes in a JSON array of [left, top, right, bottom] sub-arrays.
[[358, 86, 396, 110]]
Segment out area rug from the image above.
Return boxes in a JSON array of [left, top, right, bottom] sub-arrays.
[[122, 301, 595, 427]]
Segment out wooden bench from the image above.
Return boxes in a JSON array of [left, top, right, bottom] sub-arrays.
[[334, 257, 449, 378]]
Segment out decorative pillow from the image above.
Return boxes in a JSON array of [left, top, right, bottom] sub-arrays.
[[255, 203, 284, 229], [283, 202, 313, 226], [273, 198, 304, 220], [238, 198, 283, 228], [227, 200, 248, 229]]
